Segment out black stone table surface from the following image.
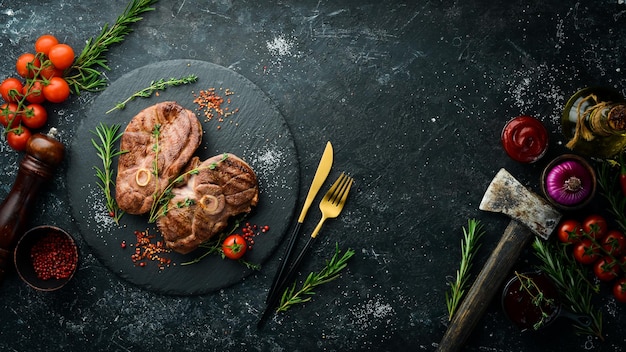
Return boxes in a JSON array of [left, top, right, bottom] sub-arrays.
[[1, 1, 626, 351]]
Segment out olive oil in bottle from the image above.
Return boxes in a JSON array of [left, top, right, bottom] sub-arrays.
[[562, 87, 626, 158]]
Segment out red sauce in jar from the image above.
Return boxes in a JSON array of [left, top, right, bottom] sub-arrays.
[[501, 116, 548, 163]]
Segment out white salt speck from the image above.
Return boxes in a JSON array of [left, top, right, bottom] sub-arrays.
[[266, 35, 294, 57], [349, 295, 395, 330], [253, 145, 284, 176]]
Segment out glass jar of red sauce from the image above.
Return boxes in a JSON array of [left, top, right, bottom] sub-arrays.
[[501, 115, 548, 163]]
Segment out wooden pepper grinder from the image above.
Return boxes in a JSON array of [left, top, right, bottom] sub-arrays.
[[0, 131, 65, 285]]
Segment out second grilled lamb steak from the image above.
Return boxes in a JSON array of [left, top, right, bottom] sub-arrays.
[[156, 153, 259, 254], [115, 101, 202, 215]]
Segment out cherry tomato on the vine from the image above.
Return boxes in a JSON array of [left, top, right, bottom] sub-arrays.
[[0, 103, 22, 128], [557, 219, 582, 244], [582, 214, 608, 241], [6, 126, 31, 151], [22, 103, 47, 129], [593, 256, 621, 282], [15, 53, 40, 79], [47, 43, 75, 70], [222, 234, 247, 260], [39, 64, 63, 80], [602, 230, 626, 256], [573, 239, 600, 265], [614, 278, 626, 303], [0, 77, 24, 103], [22, 80, 46, 104], [34, 34, 59, 56], [42, 77, 70, 103]]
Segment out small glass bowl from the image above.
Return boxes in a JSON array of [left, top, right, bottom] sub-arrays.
[[501, 115, 549, 163], [14, 225, 79, 291]]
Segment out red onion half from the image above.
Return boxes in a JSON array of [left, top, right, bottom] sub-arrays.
[[543, 155, 595, 208]]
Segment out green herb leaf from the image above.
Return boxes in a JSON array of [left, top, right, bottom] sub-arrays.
[[65, 0, 159, 94], [532, 238, 604, 339], [277, 243, 355, 312], [90, 123, 127, 223], [106, 74, 198, 113], [445, 219, 485, 321]]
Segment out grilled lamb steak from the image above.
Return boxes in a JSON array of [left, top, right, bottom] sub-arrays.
[[156, 153, 259, 254], [115, 101, 202, 215]]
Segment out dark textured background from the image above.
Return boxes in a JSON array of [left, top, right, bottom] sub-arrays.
[[1, 1, 626, 351]]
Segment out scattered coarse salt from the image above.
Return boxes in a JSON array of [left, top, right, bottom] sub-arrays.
[[266, 35, 294, 57]]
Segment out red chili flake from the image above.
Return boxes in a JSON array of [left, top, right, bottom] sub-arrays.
[[192, 87, 239, 129], [30, 232, 77, 280], [127, 229, 172, 270]]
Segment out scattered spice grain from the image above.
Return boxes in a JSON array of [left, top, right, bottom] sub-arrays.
[[124, 229, 172, 270], [192, 88, 239, 129]]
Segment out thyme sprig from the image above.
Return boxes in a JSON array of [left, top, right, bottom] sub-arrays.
[[277, 244, 355, 312], [106, 75, 199, 113], [91, 123, 127, 224], [514, 271, 557, 330], [445, 219, 485, 320], [532, 238, 603, 340], [65, 0, 159, 93]]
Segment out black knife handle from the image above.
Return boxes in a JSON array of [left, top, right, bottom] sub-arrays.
[[265, 222, 302, 303], [258, 235, 316, 328]]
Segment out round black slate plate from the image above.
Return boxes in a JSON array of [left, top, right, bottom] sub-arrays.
[[67, 60, 299, 295]]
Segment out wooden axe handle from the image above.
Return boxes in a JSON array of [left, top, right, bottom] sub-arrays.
[[437, 220, 534, 352]]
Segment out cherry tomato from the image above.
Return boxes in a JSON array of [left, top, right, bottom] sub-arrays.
[[573, 239, 600, 265], [582, 214, 608, 241], [15, 53, 41, 79], [0, 77, 24, 103], [557, 219, 582, 244], [47, 43, 75, 70], [602, 230, 626, 256], [613, 278, 626, 303], [22, 80, 46, 104], [22, 103, 47, 129], [6, 126, 31, 151], [222, 234, 247, 260], [39, 64, 63, 80], [0, 103, 22, 128], [593, 256, 620, 282], [42, 77, 70, 103], [34, 34, 59, 56]]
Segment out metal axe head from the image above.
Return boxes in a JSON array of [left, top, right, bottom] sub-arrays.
[[479, 168, 562, 240]]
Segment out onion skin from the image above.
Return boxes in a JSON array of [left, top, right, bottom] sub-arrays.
[[501, 116, 548, 163], [545, 159, 593, 206]]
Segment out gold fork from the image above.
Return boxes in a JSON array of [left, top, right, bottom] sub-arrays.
[[309, 172, 354, 239], [258, 172, 354, 326]]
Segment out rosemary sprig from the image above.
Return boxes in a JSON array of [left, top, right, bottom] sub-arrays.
[[445, 219, 485, 320], [106, 75, 199, 113], [596, 160, 626, 232], [91, 123, 127, 223], [65, 0, 159, 93], [277, 244, 355, 312], [532, 238, 603, 340]]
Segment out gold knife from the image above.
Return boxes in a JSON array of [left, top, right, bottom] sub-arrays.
[[263, 141, 333, 304]]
